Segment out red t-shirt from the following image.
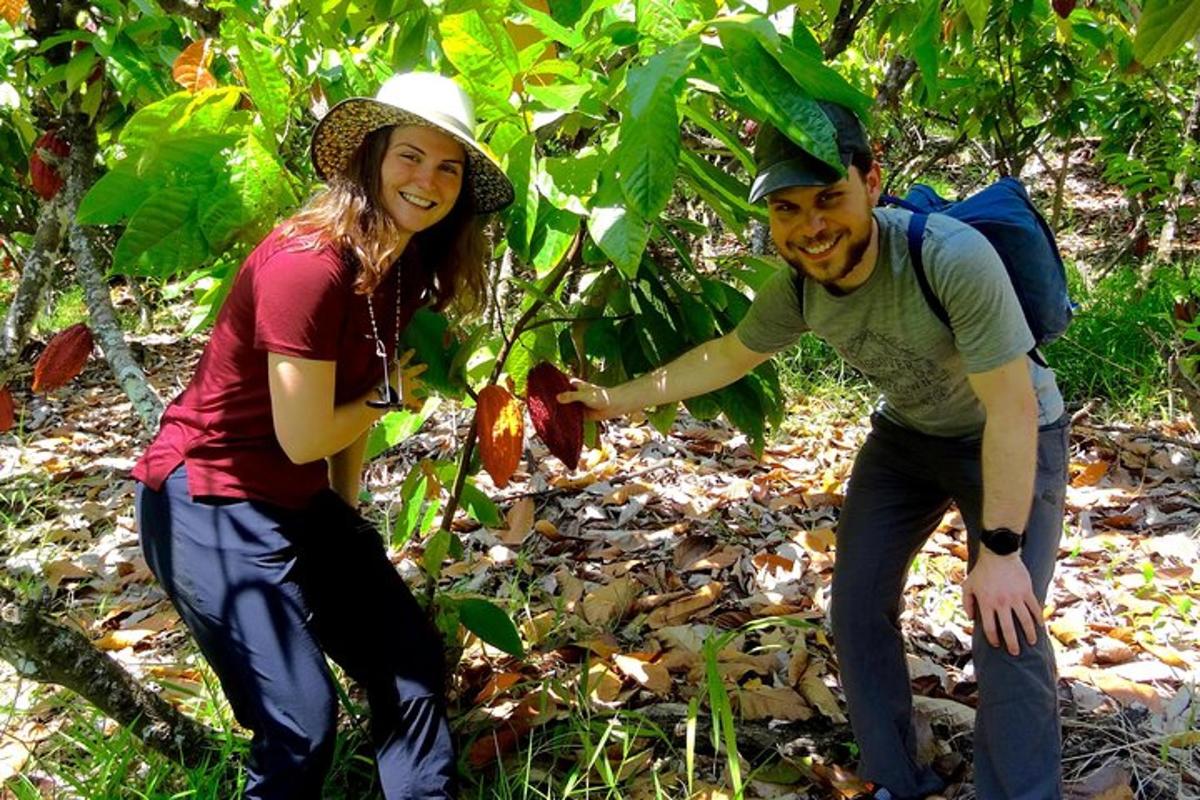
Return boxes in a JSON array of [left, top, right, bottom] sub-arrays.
[[133, 228, 423, 508]]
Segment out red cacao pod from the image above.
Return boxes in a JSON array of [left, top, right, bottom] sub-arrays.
[[33, 323, 93, 393], [1052, 0, 1076, 19], [0, 386, 13, 433], [526, 362, 583, 470], [477, 384, 524, 488], [29, 131, 70, 201]]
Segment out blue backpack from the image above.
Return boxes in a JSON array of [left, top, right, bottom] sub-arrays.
[[882, 177, 1073, 366]]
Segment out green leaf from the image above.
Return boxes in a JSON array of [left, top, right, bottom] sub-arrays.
[[65, 48, 98, 95], [531, 207, 581, 276], [112, 187, 208, 277], [457, 598, 524, 657], [616, 89, 679, 220], [588, 177, 651, 277], [626, 38, 699, 118], [423, 528, 453, 578], [525, 83, 591, 112], [400, 309, 463, 397], [648, 402, 678, 434], [911, 0, 941, 95], [718, 29, 842, 173], [504, 134, 539, 259], [716, 377, 765, 457], [77, 167, 143, 225], [962, 0, 991, 31], [236, 30, 290, 139], [439, 10, 518, 107], [1134, 0, 1200, 66], [539, 149, 604, 215], [200, 130, 298, 250], [460, 481, 503, 528], [366, 403, 439, 459]]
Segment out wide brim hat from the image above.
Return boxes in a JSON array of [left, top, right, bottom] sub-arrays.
[[311, 72, 515, 214]]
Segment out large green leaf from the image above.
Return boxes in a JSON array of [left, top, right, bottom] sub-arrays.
[[366, 403, 439, 459], [504, 133, 539, 259], [457, 598, 524, 658], [531, 206, 581, 275], [588, 177, 651, 278], [77, 166, 143, 225], [439, 10, 518, 108], [401, 309, 463, 397], [616, 89, 679, 220], [717, 29, 841, 173], [200, 131, 298, 250], [112, 186, 207, 276], [911, 0, 941, 95], [1134, 0, 1200, 66], [236, 30, 290, 139], [539, 149, 604, 215], [962, 0, 991, 31]]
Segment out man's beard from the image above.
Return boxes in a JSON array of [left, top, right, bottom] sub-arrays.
[[783, 226, 872, 287]]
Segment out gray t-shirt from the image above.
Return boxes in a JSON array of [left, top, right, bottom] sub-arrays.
[[736, 208, 1064, 437]]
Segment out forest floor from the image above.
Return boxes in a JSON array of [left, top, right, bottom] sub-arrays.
[[0, 147, 1198, 798]]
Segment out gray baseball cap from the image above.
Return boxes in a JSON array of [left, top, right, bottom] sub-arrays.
[[748, 102, 871, 203]]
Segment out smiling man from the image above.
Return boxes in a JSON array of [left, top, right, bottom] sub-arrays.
[[561, 103, 1070, 800]]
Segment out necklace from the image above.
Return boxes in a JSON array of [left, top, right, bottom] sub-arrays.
[[365, 269, 404, 409]]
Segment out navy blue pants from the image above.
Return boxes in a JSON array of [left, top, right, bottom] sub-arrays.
[[831, 413, 1070, 800], [136, 467, 455, 799]]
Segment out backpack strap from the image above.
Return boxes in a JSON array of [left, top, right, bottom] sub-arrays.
[[905, 211, 1049, 368], [905, 212, 952, 330]]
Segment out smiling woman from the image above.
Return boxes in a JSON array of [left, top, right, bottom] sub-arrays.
[[128, 72, 513, 800]]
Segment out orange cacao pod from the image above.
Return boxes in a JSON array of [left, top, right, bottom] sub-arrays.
[[526, 362, 583, 470], [477, 384, 524, 488], [29, 130, 70, 201], [33, 322, 93, 393], [0, 386, 13, 433]]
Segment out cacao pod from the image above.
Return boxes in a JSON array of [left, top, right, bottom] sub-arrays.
[[33, 323, 93, 393], [29, 130, 70, 201], [0, 386, 13, 433], [477, 384, 524, 488], [1052, 0, 1076, 19], [526, 362, 583, 470]]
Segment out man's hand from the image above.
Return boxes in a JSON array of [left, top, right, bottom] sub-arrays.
[[962, 549, 1042, 657], [557, 379, 619, 421]]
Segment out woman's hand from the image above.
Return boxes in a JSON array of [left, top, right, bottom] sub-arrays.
[[557, 379, 620, 421], [394, 349, 428, 412]]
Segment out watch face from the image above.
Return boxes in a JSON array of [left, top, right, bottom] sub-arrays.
[[982, 527, 1022, 555]]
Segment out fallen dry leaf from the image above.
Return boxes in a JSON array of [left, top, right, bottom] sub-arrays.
[[737, 685, 813, 721], [43, 559, 92, 588], [612, 653, 671, 695], [799, 661, 846, 723], [912, 696, 976, 731], [581, 577, 640, 627], [645, 582, 722, 628], [498, 497, 535, 545]]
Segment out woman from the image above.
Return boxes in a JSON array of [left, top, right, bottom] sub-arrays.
[[132, 72, 513, 799]]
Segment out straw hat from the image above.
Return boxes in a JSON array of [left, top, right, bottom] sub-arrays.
[[310, 72, 514, 214]]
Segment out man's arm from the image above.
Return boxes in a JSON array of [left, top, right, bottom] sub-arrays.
[[559, 332, 773, 419], [328, 429, 370, 506], [962, 354, 1042, 656]]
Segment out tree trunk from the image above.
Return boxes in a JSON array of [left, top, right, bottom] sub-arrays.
[[1154, 50, 1200, 265], [0, 586, 223, 767], [63, 117, 164, 433], [876, 53, 917, 109], [1051, 140, 1072, 233], [0, 197, 64, 382]]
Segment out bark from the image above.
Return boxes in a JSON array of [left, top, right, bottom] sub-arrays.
[[0, 585, 223, 767], [876, 53, 918, 109], [1051, 141, 1072, 233], [1154, 53, 1200, 265], [822, 0, 876, 60], [155, 0, 222, 34], [62, 116, 163, 433], [0, 197, 65, 383]]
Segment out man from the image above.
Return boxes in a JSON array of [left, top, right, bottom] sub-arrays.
[[559, 103, 1069, 799]]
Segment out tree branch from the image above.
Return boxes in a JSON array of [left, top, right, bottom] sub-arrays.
[[155, 0, 222, 35], [0, 586, 223, 767]]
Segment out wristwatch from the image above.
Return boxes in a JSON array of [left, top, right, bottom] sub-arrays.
[[980, 526, 1023, 556]]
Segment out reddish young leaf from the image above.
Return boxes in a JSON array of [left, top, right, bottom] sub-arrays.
[[172, 39, 218, 93], [32, 323, 93, 393]]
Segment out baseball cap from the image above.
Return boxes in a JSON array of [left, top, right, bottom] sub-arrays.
[[748, 102, 871, 203]]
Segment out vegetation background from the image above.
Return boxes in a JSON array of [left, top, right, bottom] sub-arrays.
[[0, 0, 1198, 797]]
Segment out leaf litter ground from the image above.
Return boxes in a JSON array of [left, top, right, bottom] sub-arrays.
[[1, 336, 1197, 798]]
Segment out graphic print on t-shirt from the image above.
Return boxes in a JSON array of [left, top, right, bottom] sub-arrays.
[[839, 329, 952, 410]]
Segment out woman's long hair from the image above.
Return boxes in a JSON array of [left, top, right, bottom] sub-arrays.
[[281, 125, 488, 314]]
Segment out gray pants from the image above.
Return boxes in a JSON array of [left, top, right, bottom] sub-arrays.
[[831, 413, 1070, 800]]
